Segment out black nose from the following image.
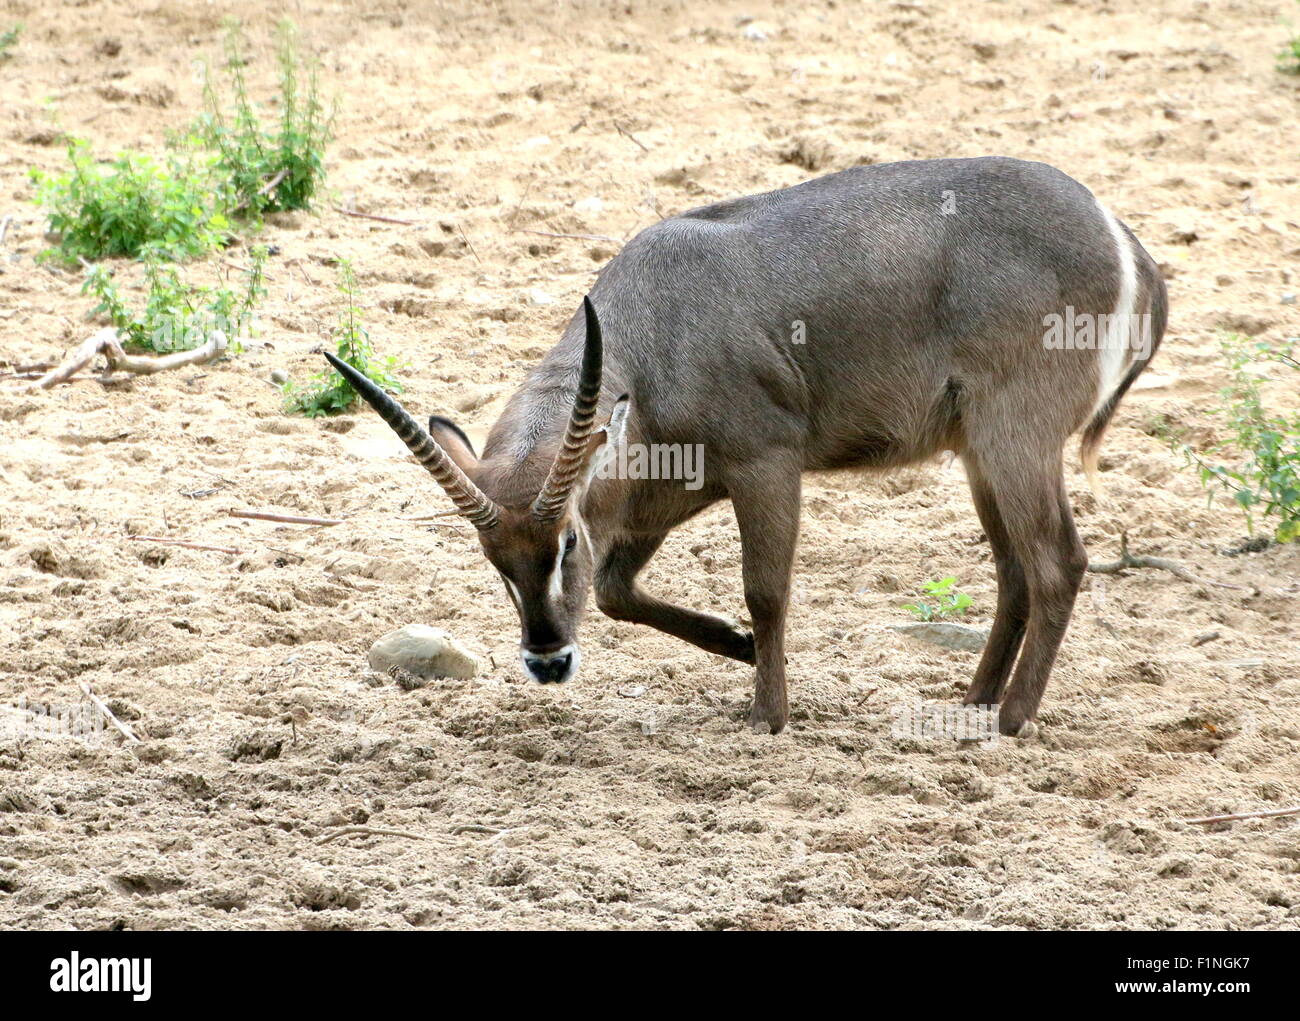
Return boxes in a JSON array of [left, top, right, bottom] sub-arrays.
[[523, 650, 572, 684]]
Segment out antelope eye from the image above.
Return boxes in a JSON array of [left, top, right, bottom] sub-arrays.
[[563, 530, 578, 555]]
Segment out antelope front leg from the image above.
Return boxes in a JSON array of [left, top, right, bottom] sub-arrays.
[[594, 533, 755, 662], [729, 459, 801, 735]]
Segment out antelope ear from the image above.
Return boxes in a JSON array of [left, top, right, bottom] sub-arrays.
[[428, 415, 479, 474], [582, 394, 630, 487]]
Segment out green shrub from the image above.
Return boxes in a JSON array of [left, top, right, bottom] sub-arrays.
[[1281, 5, 1300, 74], [195, 21, 334, 218], [283, 261, 402, 416], [902, 577, 974, 621], [83, 245, 267, 354], [0, 24, 20, 59], [1175, 336, 1300, 542], [31, 140, 229, 264]]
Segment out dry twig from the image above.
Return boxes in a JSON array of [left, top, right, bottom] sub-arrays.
[[518, 228, 618, 243], [456, 222, 481, 264], [333, 205, 420, 226], [613, 120, 651, 152], [1087, 532, 1247, 591], [78, 682, 141, 744], [229, 510, 343, 527], [127, 535, 245, 555], [233, 168, 289, 212], [1182, 805, 1300, 825], [316, 825, 427, 845]]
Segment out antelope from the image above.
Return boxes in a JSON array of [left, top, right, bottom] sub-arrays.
[[326, 156, 1166, 736]]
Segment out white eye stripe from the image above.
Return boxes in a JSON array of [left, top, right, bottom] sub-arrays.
[[548, 532, 566, 603], [499, 571, 523, 608]]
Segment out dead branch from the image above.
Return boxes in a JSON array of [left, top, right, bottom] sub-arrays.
[[78, 682, 141, 744], [29, 327, 119, 389], [28, 328, 229, 390], [229, 510, 343, 527], [450, 824, 502, 835], [333, 205, 420, 226], [102, 329, 228, 375], [0, 215, 12, 246], [1087, 531, 1248, 591], [518, 228, 618, 243], [1182, 805, 1300, 825], [316, 825, 427, 845], [127, 535, 245, 555]]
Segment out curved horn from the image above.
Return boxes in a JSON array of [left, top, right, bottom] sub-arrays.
[[322, 352, 501, 530], [532, 296, 603, 521]]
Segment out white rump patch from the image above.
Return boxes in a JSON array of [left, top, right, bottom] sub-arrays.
[[1091, 200, 1138, 418]]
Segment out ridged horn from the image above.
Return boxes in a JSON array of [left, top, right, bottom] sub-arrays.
[[323, 352, 501, 530], [532, 296, 603, 521]]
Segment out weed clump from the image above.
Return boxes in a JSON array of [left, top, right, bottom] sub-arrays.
[[282, 261, 402, 416], [195, 21, 334, 218]]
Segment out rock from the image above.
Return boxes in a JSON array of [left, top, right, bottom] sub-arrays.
[[526, 288, 555, 306], [1281, 293, 1296, 305], [618, 684, 646, 698], [270, 369, 289, 385], [890, 622, 989, 653], [367, 624, 480, 680]]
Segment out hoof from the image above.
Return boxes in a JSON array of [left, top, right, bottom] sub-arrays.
[[745, 710, 786, 735], [998, 714, 1038, 739]]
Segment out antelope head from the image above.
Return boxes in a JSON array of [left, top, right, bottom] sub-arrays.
[[324, 296, 627, 685]]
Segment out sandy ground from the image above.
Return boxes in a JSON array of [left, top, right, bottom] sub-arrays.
[[1, 0, 1299, 930]]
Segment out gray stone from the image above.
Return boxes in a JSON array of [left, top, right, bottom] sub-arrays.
[[367, 624, 481, 680], [890, 622, 989, 653]]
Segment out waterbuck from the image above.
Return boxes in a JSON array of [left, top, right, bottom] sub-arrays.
[[326, 156, 1166, 736]]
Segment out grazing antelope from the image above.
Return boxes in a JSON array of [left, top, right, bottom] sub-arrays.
[[326, 156, 1166, 736]]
